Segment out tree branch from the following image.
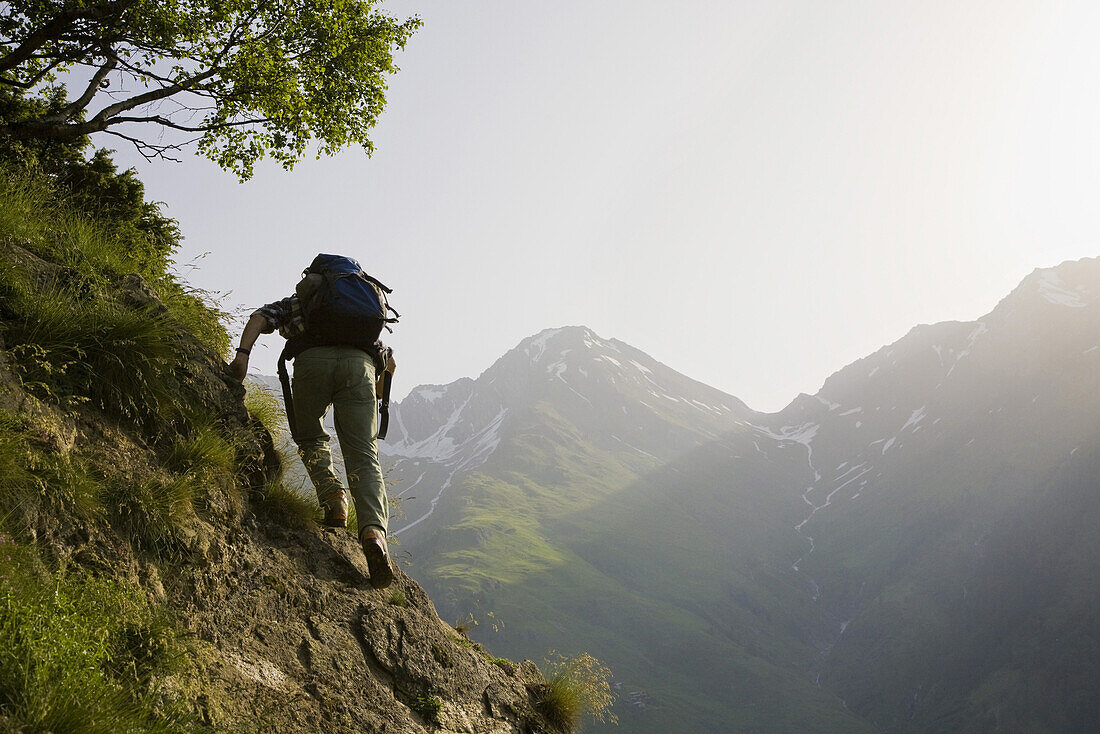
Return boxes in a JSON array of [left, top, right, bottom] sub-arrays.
[[0, 48, 93, 88], [0, 0, 135, 74], [47, 54, 118, 122], [102, 128, 189, 163], [90, 67, 218, 122], [108, 113, 273, 131]]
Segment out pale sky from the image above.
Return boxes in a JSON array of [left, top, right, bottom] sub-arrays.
[[112, 0, 1099, 412]]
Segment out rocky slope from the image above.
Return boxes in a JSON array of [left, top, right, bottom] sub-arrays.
[[168, 517, 554, 733], [0, 240, 560, 733]]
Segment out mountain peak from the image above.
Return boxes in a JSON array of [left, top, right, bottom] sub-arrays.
[[993, 256, 1100, 315], [518, 325, 612, 364]]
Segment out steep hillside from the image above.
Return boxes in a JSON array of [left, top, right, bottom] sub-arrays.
[[380, 258, 1100, 733], [382, 327, 871, 733], [0, 173, 567, 733], [799, 259, 1100, 730]]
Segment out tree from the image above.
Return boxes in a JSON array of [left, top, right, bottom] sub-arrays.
[[0, 0, 420, 178]]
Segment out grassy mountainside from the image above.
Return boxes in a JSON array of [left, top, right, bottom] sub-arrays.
[[0, 165, 572, 733], [390, 341, 874, 734], [387, 264, 1100, 734], [423, 424, 874, 734]]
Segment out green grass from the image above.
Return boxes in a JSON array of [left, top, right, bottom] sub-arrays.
[[0, 543, 197, 733], [536, 652, 616, 731], [410, 693, 444, 725], [0, 163, 248, 549], [0, 160, 312, 732], [0, 411, 105, 533], [0, 166, 229, 359], [2, 272, 187, 426], [488, 656, 517, 675], [167, 422, 237, 480], [243, 386, 323, 528], [254, 480, 319, 529], [244, 386, 286, 440]]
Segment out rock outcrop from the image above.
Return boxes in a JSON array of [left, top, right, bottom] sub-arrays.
[[0, 241, 558, 733]]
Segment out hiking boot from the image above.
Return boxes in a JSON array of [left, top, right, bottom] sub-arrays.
[[360, 527, 394, 590], [320, 489, 348, 528]]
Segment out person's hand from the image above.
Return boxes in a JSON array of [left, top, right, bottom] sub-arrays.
[[229, 351, 249, 382]]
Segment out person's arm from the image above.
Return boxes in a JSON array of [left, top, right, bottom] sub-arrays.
[[229, 312, 270, 382]]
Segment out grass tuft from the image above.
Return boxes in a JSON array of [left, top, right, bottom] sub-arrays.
[[536, 651, 617, 730], [0, 167, 230, 358], [0, 414, 104, 535], [254, 480, 318, 529], [243, 386, 285, 439], [2, 272, 186, 427], [168, 422, 236, 480], [105, 473, 198, 555]]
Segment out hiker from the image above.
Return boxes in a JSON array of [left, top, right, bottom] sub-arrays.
[[229, 254, 398, 590]]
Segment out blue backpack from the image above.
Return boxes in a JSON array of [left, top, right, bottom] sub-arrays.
[[278, 254, 399, 440], [284, 254, 398, 358]]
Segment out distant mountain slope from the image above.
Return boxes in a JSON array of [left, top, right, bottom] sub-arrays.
[[381, 328, 865, 733], [378, 257, 1100, 733]]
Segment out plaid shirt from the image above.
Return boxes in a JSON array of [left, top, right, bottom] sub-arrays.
[[252, 296, 305, 339], [253, 296, 392, 370]]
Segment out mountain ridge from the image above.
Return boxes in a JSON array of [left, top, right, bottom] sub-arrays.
[[377, 256, 1100, 733]]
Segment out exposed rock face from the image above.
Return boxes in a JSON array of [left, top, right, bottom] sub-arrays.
[[0, 241, 557, 733], [175, 521, 552, 733]]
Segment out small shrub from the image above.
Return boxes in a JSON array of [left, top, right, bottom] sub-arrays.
[[387, 588, 408, 607], [537, 652, 617, 730], [411, 693, 444, 725]]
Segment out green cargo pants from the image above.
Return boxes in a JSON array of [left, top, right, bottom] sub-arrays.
[[292, 345, 387, 535]]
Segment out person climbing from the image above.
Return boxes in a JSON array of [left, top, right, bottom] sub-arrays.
[[229, 254, 398, 590]]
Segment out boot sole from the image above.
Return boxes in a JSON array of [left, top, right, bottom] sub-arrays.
[[362, 540, 394, 590]]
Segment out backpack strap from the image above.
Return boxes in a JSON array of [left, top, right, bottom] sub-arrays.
[[356, 272, 400, 323], [277, 347, 300, 444], [359, 272, 393, 294], [377, 364, 393, 441]]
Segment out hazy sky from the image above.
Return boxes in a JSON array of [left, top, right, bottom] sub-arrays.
[[112, 0, 1098, 412]]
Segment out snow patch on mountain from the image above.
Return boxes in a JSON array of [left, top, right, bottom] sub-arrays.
[[392, 406, 508, 535], [901, 406, 926, 432], [525, 327, 567, 362], [1038, 270, 1087, 308], [946, 322, 988, 377], [411, 385, 448, 403], [386, 395, 472, 461]]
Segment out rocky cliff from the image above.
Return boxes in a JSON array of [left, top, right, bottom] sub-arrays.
[[0, 236, 560, 733]]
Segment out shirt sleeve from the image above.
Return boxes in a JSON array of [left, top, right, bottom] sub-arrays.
[[251, 296, 295, 335]]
